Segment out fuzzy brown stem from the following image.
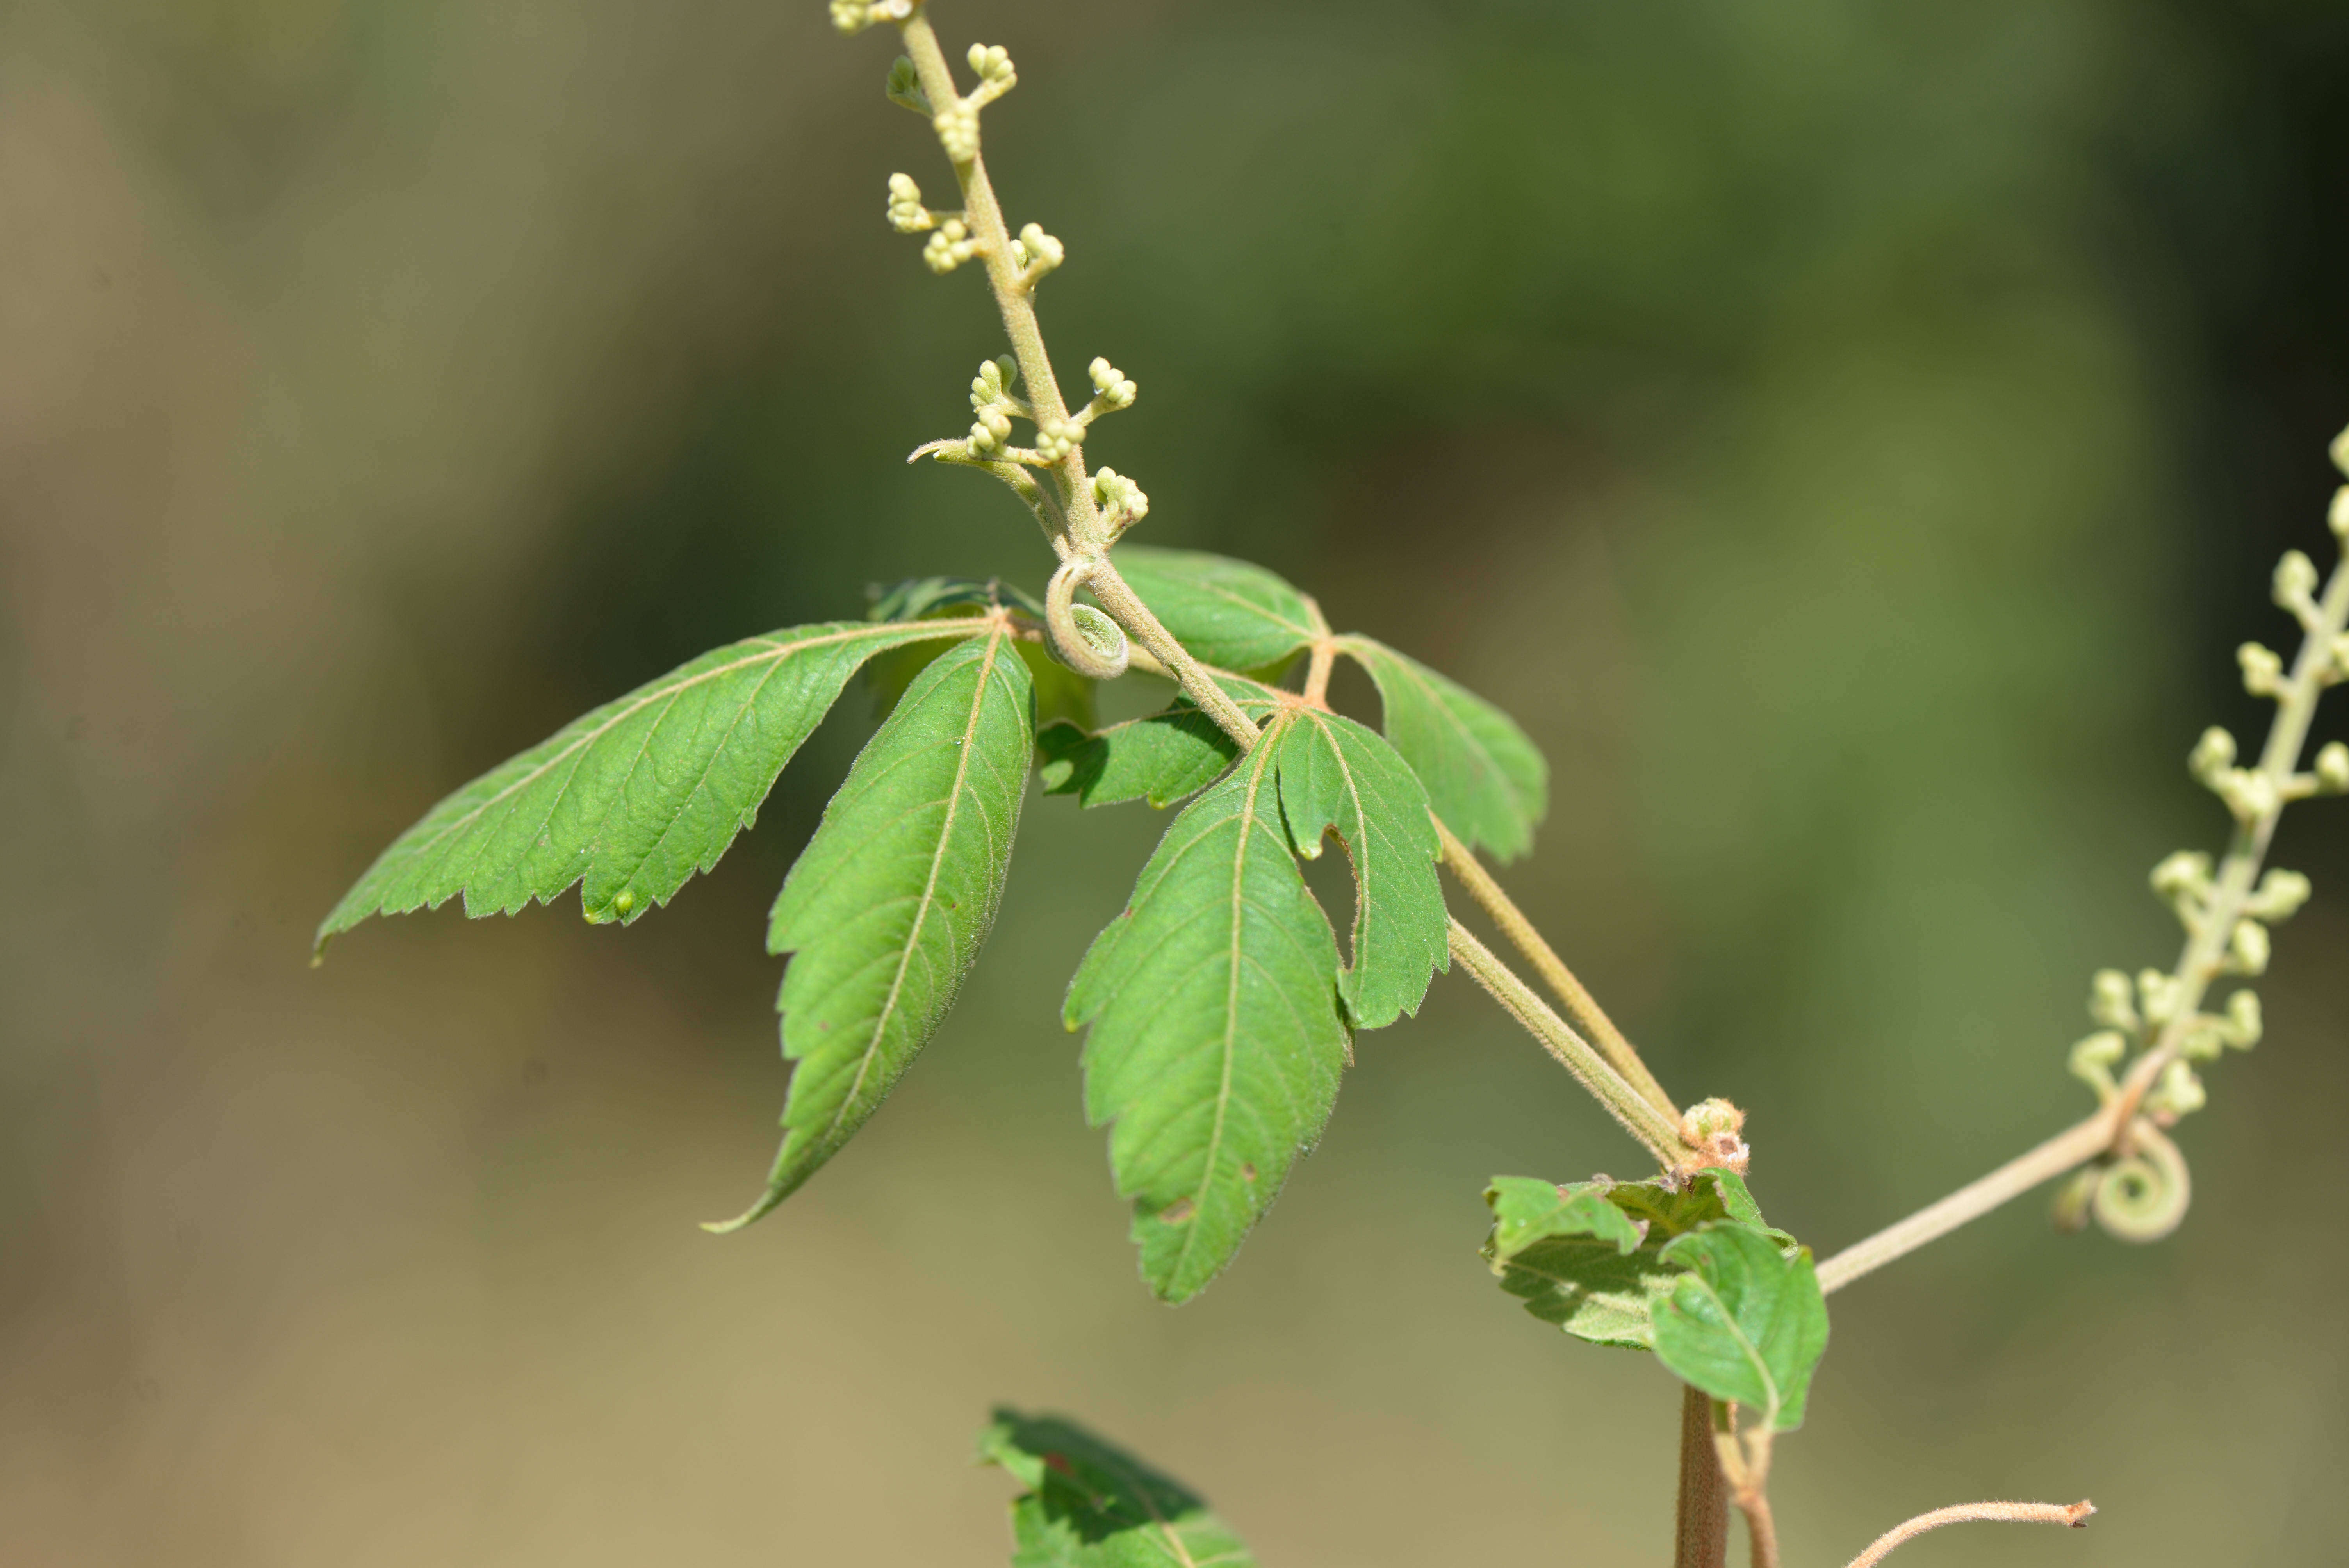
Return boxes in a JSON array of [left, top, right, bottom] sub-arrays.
[[1675, 1386, 1730, 1568], [1844, 1500, 2094, 1568]]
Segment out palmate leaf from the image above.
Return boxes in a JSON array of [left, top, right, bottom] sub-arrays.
[[980, 1409, 1258, 1568], [1335, 635, 1547, 862], [708, 627, 1034, 1232], [1273, 709, 1448, 1029], [1483, 1170, 1779, 1350], [1653, 1223, 1829, 1431], [1109, 546, 1320, 674], [315, 617, 995, 949], [1066, 717, 1350, 1303]]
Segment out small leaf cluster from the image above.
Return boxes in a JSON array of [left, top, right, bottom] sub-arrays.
[[978, 1409, 1258, 1567], [1483, 1170, 1828, 1433]]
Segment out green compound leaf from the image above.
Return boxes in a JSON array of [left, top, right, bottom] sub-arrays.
[[316, 618, 995, 951], [1273, 709, 1448, 1030], [1335, 635, 1547, 862], [1066, 717, 1351, 1303], [1652, 1223, 1829, 1431], [708, 628, 1034, 1232], [1483, 1170, 1774, 1350], [979, 1409, 1258, 1568], [1109, 546, 1320, 674]]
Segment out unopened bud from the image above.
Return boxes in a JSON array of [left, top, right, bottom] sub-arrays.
[[2239, 641, 2285, 696], [2315, 741, 2349, 794], [2276, 549, 2320, 608], [2089, 968, 2140, 1032], [2227, 918, 2272, 976], [2246, 867, 2313, 923], [2189, 727, 2237, 782]]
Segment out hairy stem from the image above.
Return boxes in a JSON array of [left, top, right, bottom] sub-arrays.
[[1815, 540, 2349, 1293], [1447, 918, 1683, 1164], [898, 14, 1098, 552], [1435, 818, 1678, 1119], [1844, 1500, 2094, 1568], [1675, 1386, 1730, 1568]]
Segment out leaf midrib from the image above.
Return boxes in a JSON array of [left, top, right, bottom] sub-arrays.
[[822, 627, 1009, 1146]]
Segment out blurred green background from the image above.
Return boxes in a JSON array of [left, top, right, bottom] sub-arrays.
[[5, 0, 2348, 1563]]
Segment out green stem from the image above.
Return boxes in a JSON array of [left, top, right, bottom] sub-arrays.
[[1447, 918, 1683, 1165]]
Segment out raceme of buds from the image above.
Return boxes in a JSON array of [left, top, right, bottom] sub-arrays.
[[2146, 1058, 2208, 1120], [830, 0, 912, 35], [966, 43, 1016, 91], [2276, 549, 2320, 615], [1092, 467, 1149, 536], [2188, 726, 2236, 783], [1034, 417, 1082, 463], [2136, 969, 2185, 1030], [2067, 1031, 2126, 1098], [2224, 918, 2272, 976]]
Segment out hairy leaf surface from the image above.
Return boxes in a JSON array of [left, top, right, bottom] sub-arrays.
[[709, 629, 1033, 1231], [1274, 709, 1448, 1029], [1653, 1222, 1829, 1430], [1484, 1170, 1775, 1350], [1109, 546, 1319, 673], [317, 618, 993, 948], [980, 1409, 1258, 1568], [1336, 635, 1547, 861], [1066, 720, 1350, 1302], [1037, 709, 1239, 809]]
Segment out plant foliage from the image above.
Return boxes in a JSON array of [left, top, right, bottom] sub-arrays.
[[979, 1409, 1258, 1568]]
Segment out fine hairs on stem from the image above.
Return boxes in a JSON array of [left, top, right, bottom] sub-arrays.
[[1844, 1499, 2095, 1568]]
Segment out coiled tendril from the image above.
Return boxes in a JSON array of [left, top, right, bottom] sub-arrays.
[[2052, 1118, 2191, 1242], [1045, 555, 1128, 680]]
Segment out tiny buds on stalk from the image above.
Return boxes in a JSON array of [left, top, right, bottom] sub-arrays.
[[2213, 767, 2280, 822], [2316, 741, 2349, 794], [2238, 641, 2287, 698], [921, 218, 978, 273], [1087, 356, 1139, 409], [884, 56, 930, 116], [2188, 726, 2236, 783], [2067, 1030, 2126, 1098], [2225, 918, 2272, 976], [2244, 867, 2313, 924], [2331, 484, 2349, 542], [2088, 968, 2141, 1033], [970, 355, 1020, 406], [1034, 417, 1082, 463], [1675, 1098, 1751, 1176], [1010, 223, 1064, 286], [2146, 1058, 2207, 1119], [2137, 968, 2185, 1028], [2275, 549, 2321, 615], [886, 173, 933, 233], [829, 0, 912, 35], [2181, 988, 2265, 1059], [966, 43, 1016, 91], [2223, 987, 2263, 1048], [933, 103, 980, 163], [2333, 423, 2349, 477], [1091, 467, 1149, 537], [2149, 850, 2214, 925]]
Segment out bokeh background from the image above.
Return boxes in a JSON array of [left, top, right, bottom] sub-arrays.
[[6, 0, 2349, 1563]]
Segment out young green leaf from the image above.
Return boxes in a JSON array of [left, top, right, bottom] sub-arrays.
[[1066, 719, 1351, 1302], [1483, 1171, 1768, 1350], [1037, 709, 1239, 809], [708, 628, 1034, 1232], [316, 618, 996, 951], [1652, 1222, 1829, 1430], [1335, 636, 1548, 862], [1273, 709, 1449, 1029], [979, 1408, 1258, 1568], [1108, 546, 1320, 674]]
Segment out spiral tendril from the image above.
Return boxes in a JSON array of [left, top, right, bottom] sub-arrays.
[[1045, 556, 1129, 680], [2089, 1119, 2192, 1242]]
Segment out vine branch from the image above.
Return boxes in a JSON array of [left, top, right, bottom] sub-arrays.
[[1844, 1499, 2094, 1568], [1817, 498, 2349, 1294]]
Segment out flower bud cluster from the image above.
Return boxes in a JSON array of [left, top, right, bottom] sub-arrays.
[[1092, 467, 1149, 539], [962, 356, 1028, 457], [2189, 725, 2280, 822], [886, 173, 939, 234], [829, 0, 912, 35], [1009, 223, 1064, 289], [922, 218, 980, 274], [1086, 356, 1139, 412], [933, 103, 980, 163], [1034, 417, 1082, 463]]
